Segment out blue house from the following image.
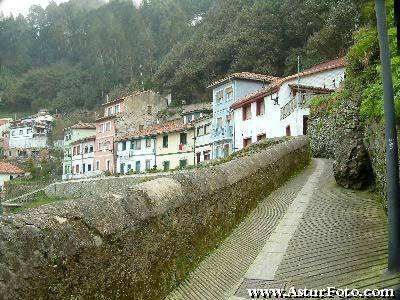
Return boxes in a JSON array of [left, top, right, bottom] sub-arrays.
[[208, 72, 277, 158]]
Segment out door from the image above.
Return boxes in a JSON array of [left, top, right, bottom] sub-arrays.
[[286, 125, 291, 136], [135, 161, 141, 173], [196, 152, 201, 164]]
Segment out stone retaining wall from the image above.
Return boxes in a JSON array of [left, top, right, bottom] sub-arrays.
[[0, 137, 310, 300]]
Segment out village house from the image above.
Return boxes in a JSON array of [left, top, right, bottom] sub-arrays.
[[62, 122, 96, 180], [0, 161, 24, 195], [7, 110, 54, 158], [116, 128, 156, 174], [94, 90, 169, 174], [193, 115, 213, 164], [70, 135, 96, 179], [231, 58, 346, 150], [208, 72, 278, 159], [155, 119, 195, 171]]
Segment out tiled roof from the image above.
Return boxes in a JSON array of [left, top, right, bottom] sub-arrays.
[[71, 135, 96, 144], [102, 90, 158, 107], [65, 122, 95, 131], [287, 83, 334, 93], [0, 161, 24, 174], [181, 102, 212, 114], [117, 119, 193, 141], [208, 72, 279, 88], [95, 114, 117, 122], [231, 57, 345, 109]]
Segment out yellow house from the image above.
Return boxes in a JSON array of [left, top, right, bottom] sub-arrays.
[[155, 119, 195, 171]]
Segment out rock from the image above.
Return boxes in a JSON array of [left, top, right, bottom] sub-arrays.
[[333, 131, 374, 189]]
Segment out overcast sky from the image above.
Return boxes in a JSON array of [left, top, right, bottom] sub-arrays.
[[0, 0, 142, 17]]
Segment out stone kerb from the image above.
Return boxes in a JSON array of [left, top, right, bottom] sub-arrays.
[[0, 136, 310, 300]]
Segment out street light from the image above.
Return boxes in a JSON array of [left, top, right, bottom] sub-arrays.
[[375, 0, 400, 273]]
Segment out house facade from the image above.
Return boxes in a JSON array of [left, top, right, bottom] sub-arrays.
[[116, 133, 156, 174], [0, 161, 24, 195], [70, 135, 96, 179], [194, 115, 213, 164], [208, 72, 277, 159], [155, 119, 195, 171], [62, 122, 96, 180], [7, 112, 54, 158], [231, 58, 346, 150]]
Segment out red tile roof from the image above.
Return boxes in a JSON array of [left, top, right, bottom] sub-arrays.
[[65, 122, 95, 131], [231, 57, 345, 109], [181, 102, 212, 114], [0, 161, 24, 174], [208, 72, 279, 88], [117, 119, 193, 141]]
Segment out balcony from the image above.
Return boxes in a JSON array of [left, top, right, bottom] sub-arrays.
[[211, 125, 233, 142]]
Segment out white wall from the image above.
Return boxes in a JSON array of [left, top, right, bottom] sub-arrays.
[[233, 67, 345, 150], [9, 126, 48, 149], [116, 138, 156, 174]]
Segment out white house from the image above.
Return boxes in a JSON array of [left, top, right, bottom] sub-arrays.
[[0, 161, 24, 194], [116, 130, 157, 174], [8, 111, 54, 158], [193, 115, 213, 164], [231, 58, 346, 150], [70, 135, 97, 179]]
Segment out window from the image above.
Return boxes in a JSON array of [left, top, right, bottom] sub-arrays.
[[27, 128, 32, 134], [105, 122, 111, 132], [127, 164, 132, 171], [242, 104, 251, 121], [84, 146, 88, 154], [106, 160, 111, 171], [216, 90, 224, 102], [180, 132, 187, 145], [82, 164, 86, 173], [75, 165, 80, 173], [64, 166, 68, 174], [19, 129, 23, 135], [257, 134, 266, 141], [135, 161, 141, 173], [243, 137, 252, 147], [73, 146, 76, 156], [217, 117, 223, 129], [121, 141, 127, 151], [256, 100, 265, 116], [77, 145, 80, 155], [163, 161, 170, 171], [145, 138, 151, 148], [187, 114, 193, 123], [204, 124, 210, 134], [89, 145, 93, 153], [225, 86, 233, 99], [107, 107, 113, 116], [139, 124, 144, 131], [115, 104, 120, 114], [163, 135, 168, 148], [145, 160, 151, 171], [179, 159, 187, 169], [96, 161, 100, 170], [132, 139, 141, 150], [204, 150, 211, 161], [286, 125, 291, 137], [147, 106, 152, 114], [120, 163, 125, 174], [197, 126, 203, 136], [99, 124, 104, 133], [88, 164, 92, 172]]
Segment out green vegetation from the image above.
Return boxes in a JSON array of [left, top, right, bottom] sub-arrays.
[[0, 0, 362, 114], [9, 191, 65, 213]]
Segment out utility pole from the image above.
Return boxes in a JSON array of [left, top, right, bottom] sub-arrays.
[[375, 0, 400, 272], [296, 55, 300, 135]]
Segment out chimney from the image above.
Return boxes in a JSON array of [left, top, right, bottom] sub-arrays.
[[106, 94, 109, 103]]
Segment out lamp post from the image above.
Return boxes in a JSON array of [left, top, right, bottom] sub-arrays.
[[375, 0, 400, 272]]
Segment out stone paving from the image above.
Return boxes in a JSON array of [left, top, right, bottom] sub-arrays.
[[166, 159, 400, 299]]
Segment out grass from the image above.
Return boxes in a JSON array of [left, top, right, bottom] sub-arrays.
[[9, 191, 66, 214]]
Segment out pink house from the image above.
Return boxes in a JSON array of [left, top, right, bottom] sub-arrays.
[[94, 98, 125, 174]]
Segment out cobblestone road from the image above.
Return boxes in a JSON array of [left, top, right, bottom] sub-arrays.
[[166, 159, 400, 299]]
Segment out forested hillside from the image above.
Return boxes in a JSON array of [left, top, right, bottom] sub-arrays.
[[0, 0, 363, 113]]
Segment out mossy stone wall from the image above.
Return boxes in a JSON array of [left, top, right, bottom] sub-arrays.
[[0, 137, 310, 300]]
